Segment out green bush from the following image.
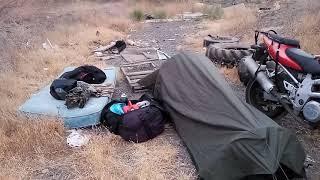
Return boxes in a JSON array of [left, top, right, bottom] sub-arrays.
[[130, 9, 144, 21], [203, 6, 224, 20]]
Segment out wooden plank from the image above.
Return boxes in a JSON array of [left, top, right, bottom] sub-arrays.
[[121, 59, 159, 67], [129, 74, 148, 80], [120, 67, 128, 75], [121, 61, 156, 67], [128, 79, 140, 85], [126, 70, 154, 76]]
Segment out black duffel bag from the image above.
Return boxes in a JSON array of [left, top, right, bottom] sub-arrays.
[[101, 94, 165, 143], [60, 65, 106, 84]]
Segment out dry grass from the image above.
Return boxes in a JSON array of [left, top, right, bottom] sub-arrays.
[[0, 1, 197, 179], [185, 4, 256, 50], [295, 11, 320, 54], [219, 67, 241, 84], [83, 128, 196, 179], [130, 0, 199, 20]]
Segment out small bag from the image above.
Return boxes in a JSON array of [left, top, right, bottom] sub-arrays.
[[100, 94, 165, 143]]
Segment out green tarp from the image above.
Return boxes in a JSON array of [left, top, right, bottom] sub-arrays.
[[139, 52, 306, 180]]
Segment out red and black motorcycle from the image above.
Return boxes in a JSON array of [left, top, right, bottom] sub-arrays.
[[243, 30, 320, 127]]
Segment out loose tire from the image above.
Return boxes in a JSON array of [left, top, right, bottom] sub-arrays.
[[237, 58, 251, 85], [203, 35, 239, 47], [205, 43, 253, 67]]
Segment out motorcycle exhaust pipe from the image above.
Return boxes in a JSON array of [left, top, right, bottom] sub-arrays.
[[242, 56, 275, 93]]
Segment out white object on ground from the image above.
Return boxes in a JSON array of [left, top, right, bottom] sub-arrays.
[[93, 41, 116, 52], [42, 42, 49, 50], [67, 130, 90, 148], [306, 155, 316, 164], [127, 39, 136, 46], [156, 49, 171, 60], [94, 52, 104, 57]]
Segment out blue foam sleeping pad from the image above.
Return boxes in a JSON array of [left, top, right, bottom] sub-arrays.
[[19, 67, 116, 129]]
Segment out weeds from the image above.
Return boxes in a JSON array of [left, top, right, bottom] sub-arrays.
[[131, 9, 145, 21], [203, 6, 224, 20], [295, 11, 320, 54]]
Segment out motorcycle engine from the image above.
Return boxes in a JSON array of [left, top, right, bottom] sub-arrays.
[[303, 100, 320, 123]]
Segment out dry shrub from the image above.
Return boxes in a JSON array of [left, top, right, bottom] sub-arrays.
[[295, 11, 320, 54], [206, 4, 256, 35], [130, 0, 197, 19]]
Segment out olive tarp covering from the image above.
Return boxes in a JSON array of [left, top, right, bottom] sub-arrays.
[[139, 52, 306, 180]]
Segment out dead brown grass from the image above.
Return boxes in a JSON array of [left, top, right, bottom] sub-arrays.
[[0, 1, 196, 179], [130, 0, 199, 19], [295, 11, 320, 54], [219, 67, 241, 84], [185, 4, 257, 51], [83, 128, 196, 179]]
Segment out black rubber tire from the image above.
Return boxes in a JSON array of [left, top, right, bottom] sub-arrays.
[[203, 35, 239, 47], [246, 80, 287, 120], [205, 43, 253, 67], [237, 58, 251, 85]]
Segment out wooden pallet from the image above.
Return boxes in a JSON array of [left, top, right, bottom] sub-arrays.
[[120, 61, 157, 93]]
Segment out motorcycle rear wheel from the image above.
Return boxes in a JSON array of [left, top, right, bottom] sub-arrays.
[[246, 79, 287, 119]]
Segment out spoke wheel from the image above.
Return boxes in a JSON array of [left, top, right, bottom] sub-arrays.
[[246, 80, 287, 119]]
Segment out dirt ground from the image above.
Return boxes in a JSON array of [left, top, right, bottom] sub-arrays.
[[1, 0, 320, 179]]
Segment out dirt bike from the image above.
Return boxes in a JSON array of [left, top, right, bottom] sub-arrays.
[[244, 30, 320, 127]]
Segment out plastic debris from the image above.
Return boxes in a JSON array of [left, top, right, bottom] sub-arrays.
[[67, 130, 90, 148]]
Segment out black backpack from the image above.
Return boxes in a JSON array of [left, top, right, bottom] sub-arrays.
[[60, 65, 106, 84], [101, 94, 166, 143], [50, 79, 77, 100]]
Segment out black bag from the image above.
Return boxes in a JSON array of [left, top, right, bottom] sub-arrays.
[[50, 79, 77, 100], [113, 40, 126, 53], [101, 94, 165, 143], [60, 65, 106, 84]]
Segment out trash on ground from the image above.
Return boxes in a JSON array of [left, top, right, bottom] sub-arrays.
[[127, 39, 136, 46], [144, 13, 155, 20], [176, 12, 205, 20], [67, 130, 90, 148], [305, 155, 316, 167], [93, 40, 126, 54], [42, 38, 55, 50], [157, 49, 171, 60]]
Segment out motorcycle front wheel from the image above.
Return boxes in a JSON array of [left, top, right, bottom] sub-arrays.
[[246, 79, 287, 119]]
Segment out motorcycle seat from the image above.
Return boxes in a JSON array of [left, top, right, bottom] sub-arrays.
[[268, 33, 300, 47], [285, 48, 320, 74]]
